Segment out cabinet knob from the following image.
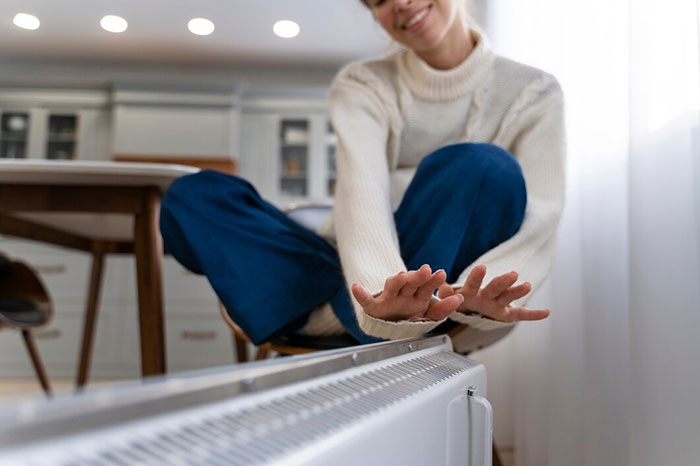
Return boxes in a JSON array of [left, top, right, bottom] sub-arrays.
[[34, 264, 67, 275], [34, 329, 62, 339], [181, 330, 217, 341]]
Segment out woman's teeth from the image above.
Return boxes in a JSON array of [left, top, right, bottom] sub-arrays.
[[405, 8, 428, 29]]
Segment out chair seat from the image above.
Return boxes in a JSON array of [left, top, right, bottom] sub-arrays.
[[0, 298, 48, 327], [270, 332, 359, 351], [0, 254, 10, 277]]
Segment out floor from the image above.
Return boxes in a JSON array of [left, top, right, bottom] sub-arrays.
[[0, 378, 516, 466]]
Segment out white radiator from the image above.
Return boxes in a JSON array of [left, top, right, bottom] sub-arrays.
[[0, 335, 493, 465]]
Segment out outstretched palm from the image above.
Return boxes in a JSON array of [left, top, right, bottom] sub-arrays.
[[437, 264, 550, 322], [352, 264, 550, 323], [351, 264, 463, 322]]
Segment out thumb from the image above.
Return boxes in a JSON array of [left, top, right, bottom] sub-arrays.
[[351, 283, 374, 308], [425, 294, 463, 321]]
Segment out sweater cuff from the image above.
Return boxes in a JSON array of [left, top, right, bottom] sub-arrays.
[[448, 311, 515, 331], [356, 309, 446, 339]]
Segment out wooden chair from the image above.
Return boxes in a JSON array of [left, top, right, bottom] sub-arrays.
[[0, 252, 53, 395]]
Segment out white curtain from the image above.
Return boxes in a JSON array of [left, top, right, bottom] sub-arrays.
[[477, 1, 700, 465]]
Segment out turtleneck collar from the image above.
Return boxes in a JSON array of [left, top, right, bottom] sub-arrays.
[[397, 28, 495, 101]]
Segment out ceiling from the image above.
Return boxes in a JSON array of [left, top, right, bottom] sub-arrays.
[[0, 0, 389, 68]]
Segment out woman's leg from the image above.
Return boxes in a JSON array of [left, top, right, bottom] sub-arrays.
[[395, 142, 527, 282], [327, 143, 527, 343], [160, 170, 344, 344]]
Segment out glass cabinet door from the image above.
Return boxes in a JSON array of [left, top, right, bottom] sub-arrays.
[[46, 114, 78, 160], [279, 119, 309, 197], [0, 112, 30, 158], [326, 121, 337, 197]]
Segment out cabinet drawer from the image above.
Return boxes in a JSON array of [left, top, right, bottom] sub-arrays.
[[121, 307, 234, 374], [2, 252, 128, 304], [0, 237, 71, 255], [19, 253, 91, 302], [166, 316, 235, 372], [123, 256, 219, 307], [0, 305, 121, 378]]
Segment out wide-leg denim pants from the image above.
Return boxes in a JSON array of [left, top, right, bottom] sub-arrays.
[[160, 143, 527, 345]]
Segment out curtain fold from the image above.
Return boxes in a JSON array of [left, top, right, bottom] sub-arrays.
[[481, 1, 700, 464]]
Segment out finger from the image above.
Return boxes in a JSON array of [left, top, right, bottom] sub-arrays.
[[437, 283, 455, 299], [415, 269, 447, 300], [481, 271, 518, 300], [460, 265, 487, 297], [351, 283, 375, 308], [425, 294, 464, 320], [399, 264, 432, 296], [496, 282, 532, 305], [504, 307, 550, 322], [383, 271, 408, 297]]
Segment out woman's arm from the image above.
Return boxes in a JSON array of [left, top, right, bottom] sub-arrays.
[[447, 74, 567, 330], [331, 72, 453, 339]]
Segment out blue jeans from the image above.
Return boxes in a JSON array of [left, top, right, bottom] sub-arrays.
[[160, 143, 526, 344]]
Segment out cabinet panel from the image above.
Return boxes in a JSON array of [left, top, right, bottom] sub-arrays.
[[165, 316, 235, 372], [113, 105, 234, 157], [242, 111, 335, 208], [121, 307, 234, 374], [0, 245, 129, 304], [46, 114, 78, 160], [0, 304, 120, 378], [279, 119, 310, 197], [120, 256, 218, 308], [0, 111, 30, 158]]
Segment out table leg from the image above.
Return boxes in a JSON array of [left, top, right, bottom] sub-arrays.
[[76, 248, 104, 388], [133, 188, 166, 376]]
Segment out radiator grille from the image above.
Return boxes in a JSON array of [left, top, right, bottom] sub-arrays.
[[52, 351, 472, 466]]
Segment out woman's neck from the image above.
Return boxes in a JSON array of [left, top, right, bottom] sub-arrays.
[[416, 23, 475, 70]]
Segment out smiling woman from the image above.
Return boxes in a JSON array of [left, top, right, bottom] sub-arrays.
[[158, 0, 565, 352]]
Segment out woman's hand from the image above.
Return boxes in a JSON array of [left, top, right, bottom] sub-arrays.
[[351, 264, 464, 322], [437, 264, 550, 322]]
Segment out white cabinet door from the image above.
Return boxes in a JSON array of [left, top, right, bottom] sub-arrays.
[[241, 110, 336, 209], [240, 112, 280, 198]]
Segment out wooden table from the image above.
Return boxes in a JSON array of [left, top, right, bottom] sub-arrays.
[[0, 160, 198, 382]]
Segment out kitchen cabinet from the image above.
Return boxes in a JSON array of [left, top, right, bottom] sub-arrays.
[[0, 108, 111, 161], [240, 100, 336, 208], [111, 88, 240, 160]]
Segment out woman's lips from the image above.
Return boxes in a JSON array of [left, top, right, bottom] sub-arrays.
[[402, 5, 431, 32]]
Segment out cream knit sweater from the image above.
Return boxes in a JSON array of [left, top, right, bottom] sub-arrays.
[[303, 29, 566, 343]]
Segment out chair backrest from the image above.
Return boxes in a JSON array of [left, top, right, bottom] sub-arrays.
[[285, 204, 332, 231], [0, 257, 53, 329]]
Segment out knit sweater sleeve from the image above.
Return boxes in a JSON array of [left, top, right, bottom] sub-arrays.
[[330, 68, 447, 339], [448, 75, 567, 330]]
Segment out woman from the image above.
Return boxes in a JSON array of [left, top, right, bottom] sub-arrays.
[[160, 0, 565, 352]]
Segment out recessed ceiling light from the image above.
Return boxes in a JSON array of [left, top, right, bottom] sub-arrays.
[[100, 15, 128, 33], [273, 20, 300, 39], [188, 18, 215, 36], [13, 13, 40, 30]]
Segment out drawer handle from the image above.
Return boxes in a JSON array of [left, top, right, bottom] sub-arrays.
[[181, 330, 217, 341], [34, 329, 62, 339], [34, 265, 67, 275]]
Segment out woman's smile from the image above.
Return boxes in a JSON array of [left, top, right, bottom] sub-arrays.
[[401, 5, 432, 32]]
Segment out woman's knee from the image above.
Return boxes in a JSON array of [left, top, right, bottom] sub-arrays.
[[426, 142, 517, 172], [422, 143, 525, 198], [163, 170, 254, 209]]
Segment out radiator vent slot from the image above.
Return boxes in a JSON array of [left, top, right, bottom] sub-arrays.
[[58, 351, 472, 466]]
